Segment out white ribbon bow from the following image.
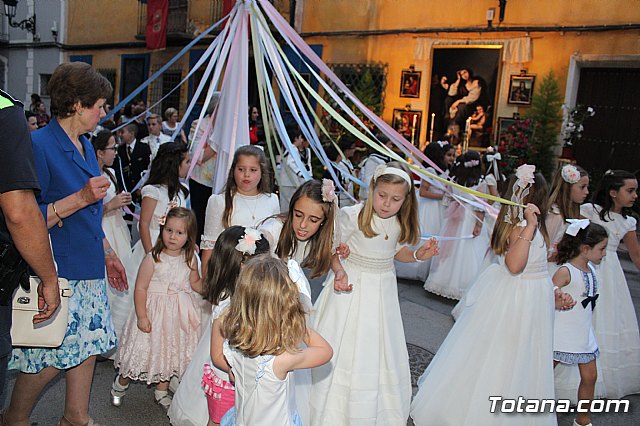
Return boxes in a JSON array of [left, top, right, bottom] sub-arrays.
[[565, 218, 590, 236]]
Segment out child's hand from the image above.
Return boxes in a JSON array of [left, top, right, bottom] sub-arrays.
[[333, 268, 353, 293], [554, 289, 576, 310], [137, 317, 152, 333], [415, 238, 439, 261], [336, 243, 350, 259], [472, 222, 483, 237], [523, 203, 540, 226]]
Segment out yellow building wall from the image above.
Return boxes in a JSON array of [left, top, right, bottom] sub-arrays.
[[302, 0, 640, 147]]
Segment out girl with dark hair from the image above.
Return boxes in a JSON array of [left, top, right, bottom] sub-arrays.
[[552, 222, 608, 426], [580, 170, 640, 399], [114, 143, 192, 344], [200, 145, 279, 276], [248, 105, 263, 145], [424, 150, 491, 299]]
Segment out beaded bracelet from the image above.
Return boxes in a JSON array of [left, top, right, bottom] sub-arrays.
[[517, 235, 532, 243], [413, 250, 424, 263]]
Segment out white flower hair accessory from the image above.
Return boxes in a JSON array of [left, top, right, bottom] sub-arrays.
[[373, 164, 413, 186], [235, 228, 263, 255], [436, 140, 448, 148], [463, 159, 480, 168], [565, 218, 590, 236], [504, 164, 536, 224], [321, 179, 338, 204], [158, 199, 180, 226], [561, 164, 581, 184]]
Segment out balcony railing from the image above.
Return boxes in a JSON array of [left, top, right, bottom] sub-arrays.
[[137, 0, 225, 40]]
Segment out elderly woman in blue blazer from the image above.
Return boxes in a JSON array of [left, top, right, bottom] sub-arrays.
[[3, 62, 128, 426]]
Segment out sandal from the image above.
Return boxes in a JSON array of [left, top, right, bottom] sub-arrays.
[[154, 390, 173, 411]]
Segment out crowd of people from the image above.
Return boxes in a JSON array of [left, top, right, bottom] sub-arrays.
[[0, 60, 639, 426]]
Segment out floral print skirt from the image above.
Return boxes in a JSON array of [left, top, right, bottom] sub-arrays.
[[10, 279, 117, 372]]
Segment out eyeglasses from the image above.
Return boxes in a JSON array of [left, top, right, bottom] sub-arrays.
[[103, 146, 117, 151]]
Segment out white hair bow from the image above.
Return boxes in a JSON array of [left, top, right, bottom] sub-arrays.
[[565, 218, 590, 236], [235, 228, 263, 255]]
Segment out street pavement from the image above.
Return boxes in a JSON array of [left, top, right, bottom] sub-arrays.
[[3, 256, 639, 425]]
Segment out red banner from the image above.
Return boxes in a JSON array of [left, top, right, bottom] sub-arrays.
[[146, 0, 168, 50], [222, 0, 235, 16]]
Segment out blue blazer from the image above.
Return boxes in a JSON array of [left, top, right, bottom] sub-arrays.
[[31, 119, 105, 280]]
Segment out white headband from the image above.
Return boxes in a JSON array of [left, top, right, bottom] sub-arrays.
[[373, 164, 413, 186]]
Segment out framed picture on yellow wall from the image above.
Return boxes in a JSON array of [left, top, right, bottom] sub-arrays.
[[392, 108, 422, 146], [400, 70, 421, 98], [508, 75, 535, 105]]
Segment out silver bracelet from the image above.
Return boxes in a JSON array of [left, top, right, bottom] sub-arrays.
[[413, 250, 424, 263], [104, 247, 114, 257]]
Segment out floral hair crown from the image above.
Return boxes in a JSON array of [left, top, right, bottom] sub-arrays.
[[463, 159, 480, 168], [235, 228, 263, 255], [561, 164, 581, 184], [321, 179, 338, 204], [504, 164, 536, 224]]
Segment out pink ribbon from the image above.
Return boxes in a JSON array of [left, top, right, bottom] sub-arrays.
[[167, 281, 200, 332]]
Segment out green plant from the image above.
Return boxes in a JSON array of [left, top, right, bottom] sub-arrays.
[[497, 118, 534, 177], [524, 71, 563, 180]]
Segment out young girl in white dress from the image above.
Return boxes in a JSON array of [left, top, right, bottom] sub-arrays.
[[169, 226, 271, 426], [546, 164, 590, 262], [424, 150, 490, 299], [114, 143, 191, 340], [580, 170, 640, 398], [395, 141, 454, 281], [310, 162, 439, 425], [411, 165, 572, 426], [200, 145, 279, 276], [92, 131, 133, 352], [112, 208, 203, 410], [211, 256, 333, 426], [553, 221, 607, 426], [545, 164, 598, 402]]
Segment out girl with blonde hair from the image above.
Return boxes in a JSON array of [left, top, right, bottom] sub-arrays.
[[211, 255, 333, 426], [310, 161, 439, 425]]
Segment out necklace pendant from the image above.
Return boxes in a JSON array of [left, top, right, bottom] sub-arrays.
[[384, 234, 389, 240], [252, 215, 255, 220]]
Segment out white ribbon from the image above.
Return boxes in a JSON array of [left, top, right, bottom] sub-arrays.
[[486, 152, 502, 182], [565, 218, 590, 236]]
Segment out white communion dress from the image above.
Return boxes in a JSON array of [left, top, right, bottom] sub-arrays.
[[310, 204, 411, 426], [410, 224, 557, 426], [579, 203, 640, 398]]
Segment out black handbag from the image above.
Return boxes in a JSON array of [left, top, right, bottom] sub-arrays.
[[0, 242, 29, 306]]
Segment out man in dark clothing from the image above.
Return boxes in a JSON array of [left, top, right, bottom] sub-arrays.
[[112, 123, 151, 204], [0, 90, 59, 398]]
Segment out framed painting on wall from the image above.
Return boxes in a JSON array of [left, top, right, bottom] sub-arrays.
[[392, 109, 422, 146], [426, 45, 503, 144], [508, 75, 535, 105], [496, 117, 517, 145], [400, 70, 421, 98]]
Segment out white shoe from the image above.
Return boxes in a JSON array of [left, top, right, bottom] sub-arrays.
[[110, 377, 128, 407], [154, 390, 172, 411], [169, 375, 180, 394]]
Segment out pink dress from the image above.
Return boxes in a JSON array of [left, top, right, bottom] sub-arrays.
[[115, 252, 202, 384]]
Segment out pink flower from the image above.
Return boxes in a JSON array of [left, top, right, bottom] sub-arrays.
[[321, 179, 338, 203]]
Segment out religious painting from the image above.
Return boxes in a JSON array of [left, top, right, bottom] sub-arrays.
[[392, 109, 422, 146], [400, 70, 421, 98], [427, 45, 502, 145], [496, 117, 517, 145], [508, 75, 535, 105]]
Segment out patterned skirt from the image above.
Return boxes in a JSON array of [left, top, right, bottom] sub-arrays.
[[10, 279, 117, 372]]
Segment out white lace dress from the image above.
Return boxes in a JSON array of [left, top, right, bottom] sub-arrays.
[[410, 225, 556, 426], [113, 185, 187, 340], [579, 203, 640, 398], [310, 204, 411, 425]]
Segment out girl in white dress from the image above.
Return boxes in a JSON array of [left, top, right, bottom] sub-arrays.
[[424, 151, 490, 299], [545, 164, 598, 402], [411, 165, 572, 426], [553, 221, 608, 426], [211, 256, 333, 426], [115, 143, 190, 343], [92, 130, 132, 261], [395, 141, 454, 281], [546, 164, 590, 262], [580, 170, 640, 399], [310, 162, 439, 426], [200, 145, 279, 276]]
